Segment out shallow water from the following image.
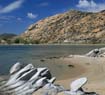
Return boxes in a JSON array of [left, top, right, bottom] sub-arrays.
[[0, 44, 105, 79]]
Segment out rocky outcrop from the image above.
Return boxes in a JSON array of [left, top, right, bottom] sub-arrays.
[[85, 47, 105, 57], [0, 63, 98, 95], [19, 10, 105, 44]]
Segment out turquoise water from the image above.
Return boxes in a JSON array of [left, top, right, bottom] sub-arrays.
[[0, 45, 105, 77]]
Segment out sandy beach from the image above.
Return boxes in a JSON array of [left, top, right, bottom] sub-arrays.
[[1, 55, 105, 95], [33, 56, 105, 95]]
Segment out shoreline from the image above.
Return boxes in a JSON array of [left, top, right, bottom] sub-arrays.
[[1, 56, 105, 95], [1, 44, 105, 46]]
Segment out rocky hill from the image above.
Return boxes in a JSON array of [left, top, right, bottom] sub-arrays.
[[19, 10, 105, 44]]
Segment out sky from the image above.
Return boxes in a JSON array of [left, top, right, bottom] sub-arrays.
[[0, 0, 105, 35]]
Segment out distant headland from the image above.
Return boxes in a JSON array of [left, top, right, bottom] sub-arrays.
[[0, 10, 105, 44]]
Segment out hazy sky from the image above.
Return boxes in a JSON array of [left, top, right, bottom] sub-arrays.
[[0, 0, 105, 34]]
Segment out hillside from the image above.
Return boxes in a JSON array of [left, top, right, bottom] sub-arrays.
[[0, 33, 17, 44], [19, 10, 105, 44]]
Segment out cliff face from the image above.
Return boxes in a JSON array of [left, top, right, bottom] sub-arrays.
[[20, 10, 105, 44]]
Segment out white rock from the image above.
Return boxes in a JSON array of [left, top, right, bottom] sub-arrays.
[[70, 77, 87, 92], [10, 62, 23, 75]]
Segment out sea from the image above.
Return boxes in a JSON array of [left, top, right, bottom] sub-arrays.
[[0, 44, 105, 79]]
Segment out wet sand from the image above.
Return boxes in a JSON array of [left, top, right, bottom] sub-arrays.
[[33, 56, 105, 95]]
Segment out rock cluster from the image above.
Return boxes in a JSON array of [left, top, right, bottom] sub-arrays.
[[19, 10, 105, 44], [0, 62, 98, 95], [0, 62, 53, 95], [86, 47, 105, 57]]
